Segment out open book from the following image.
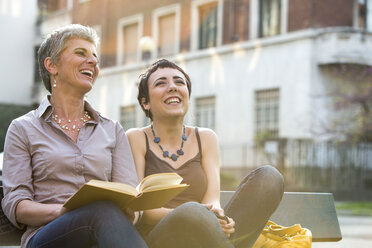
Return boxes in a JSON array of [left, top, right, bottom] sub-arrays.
[[63, 173, 189, 211]]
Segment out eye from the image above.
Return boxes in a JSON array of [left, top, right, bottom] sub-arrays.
[[176, 80, 185, 85], [155, 81, 165, 87], [76, 51, 85, 56]]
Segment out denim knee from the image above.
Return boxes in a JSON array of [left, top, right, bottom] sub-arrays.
[[147, 202, 231, 248], [164, 202, 217, 228], [256, 165, 284, 196], [83, 201, 129, 224]]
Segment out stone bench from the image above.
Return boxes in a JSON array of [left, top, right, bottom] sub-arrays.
[[0, 189, 342, 246]]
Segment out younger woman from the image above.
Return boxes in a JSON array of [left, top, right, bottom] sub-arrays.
[[127, 59, 284, 248]]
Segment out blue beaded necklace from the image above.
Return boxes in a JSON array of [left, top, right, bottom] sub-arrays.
[[151, 124, 187, 161]]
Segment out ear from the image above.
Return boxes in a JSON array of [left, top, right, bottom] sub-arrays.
[[141, 97, 150, 110], [44, 57, 58, 75]]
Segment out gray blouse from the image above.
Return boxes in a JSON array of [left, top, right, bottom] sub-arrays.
[[1, 96, 138, 247]]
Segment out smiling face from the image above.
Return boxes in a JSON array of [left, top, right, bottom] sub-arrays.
[[143, 67, 190, 120], [51, 38, 99, 94]]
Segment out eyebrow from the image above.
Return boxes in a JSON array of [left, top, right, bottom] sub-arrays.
[[154, 76, 185, 83]]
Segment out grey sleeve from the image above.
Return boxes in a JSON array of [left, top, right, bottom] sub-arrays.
[[1, 120, 34, 229], [111, 121, 139, 187]]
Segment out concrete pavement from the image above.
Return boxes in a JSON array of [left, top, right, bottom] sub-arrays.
[[313, 215, 372, 248]]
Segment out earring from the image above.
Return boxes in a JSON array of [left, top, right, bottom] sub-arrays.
[[53, 78, 57, 88]]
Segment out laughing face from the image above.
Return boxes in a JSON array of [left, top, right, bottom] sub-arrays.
[[144, 67, 190, 120], [54, 38, 99, 94]]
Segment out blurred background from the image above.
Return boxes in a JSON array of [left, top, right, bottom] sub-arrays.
[[0, 0, 371, 202]]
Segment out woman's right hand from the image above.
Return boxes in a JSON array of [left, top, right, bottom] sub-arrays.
[[203, 204, 235, 237]]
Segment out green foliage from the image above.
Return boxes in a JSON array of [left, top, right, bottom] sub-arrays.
[[254, 130, 273, 148], [318, 64, 372, 144], [336, 202, 372, 216], [220, 172, 239, 191], [0, 104, 33, 152]]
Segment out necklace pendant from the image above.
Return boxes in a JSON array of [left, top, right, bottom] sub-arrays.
[[171, 154, 178, 161], [163, 151, 169, 157], [151, 124, 186, 162]]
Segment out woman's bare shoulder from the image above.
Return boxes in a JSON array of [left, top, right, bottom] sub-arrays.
[[196, 127, 218, 140], [126, 126, 149, 143]]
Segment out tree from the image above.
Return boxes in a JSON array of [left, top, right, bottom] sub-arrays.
[[316, 64, 372, 143]]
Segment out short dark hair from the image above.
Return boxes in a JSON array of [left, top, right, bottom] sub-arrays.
[[137, 59, 192, 120]]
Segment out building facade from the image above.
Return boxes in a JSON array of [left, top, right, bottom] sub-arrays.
[[0, 0, 38, 105], [36, 0, 372, 171]]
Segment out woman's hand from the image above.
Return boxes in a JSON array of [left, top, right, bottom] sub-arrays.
[[204, 204, 235, 237], [122, 207, 135, 223]]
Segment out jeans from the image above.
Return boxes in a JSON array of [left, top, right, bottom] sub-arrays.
[[139, 165, 284, 248], [146, 202, 233, 248], [28, 201, 147, 248], [225, 165, 284, 248]]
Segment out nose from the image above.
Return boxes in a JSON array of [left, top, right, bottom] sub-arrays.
[[168, 80, 177, 92], [87, 54, 99, 66]]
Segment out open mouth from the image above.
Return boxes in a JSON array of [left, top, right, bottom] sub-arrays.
[[165, 97, 181, 104], [80, 69, 94, 79]]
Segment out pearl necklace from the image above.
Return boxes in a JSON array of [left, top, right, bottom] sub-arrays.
[[151, 124, 187, 161], [52, 111, 91, 132]]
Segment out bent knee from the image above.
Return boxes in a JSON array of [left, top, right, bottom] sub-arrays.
[[258, 165, 284, 196], [172, 202, 209, 218], [166, 202, 216, 226], [259, 165, 284, 183]]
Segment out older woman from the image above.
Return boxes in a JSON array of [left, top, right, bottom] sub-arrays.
[[1, 24, 147, 248], [127, 59, 284, 248]]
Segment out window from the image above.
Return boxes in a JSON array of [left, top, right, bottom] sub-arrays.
[[92, 25, 101, 58], [117, 15, 143, 65], [357, 0, 372, 31], [158, 13, 176, 57], [198, 2, 218, 49], [122, 23, 138, 64], [38, 0, 71, 12], [191, 0, 222, 51], [259, 0, 281, 37], [120, 105, 136, 131], [255, 89, 279, 137], [152, 4, 181, 58], [195, 96, 216, 130]]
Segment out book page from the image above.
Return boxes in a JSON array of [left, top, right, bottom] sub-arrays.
[[63, 184, 135, 210], [129, 184, 189, 210], [88, 180, 139, 196], [137, 173, 184, 192]]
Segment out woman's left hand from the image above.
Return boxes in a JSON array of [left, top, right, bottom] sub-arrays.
[[210, 207, 235, 237], [122, 207, 135, 223]]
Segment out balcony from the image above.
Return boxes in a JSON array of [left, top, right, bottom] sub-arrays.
[[316, 28, 372, 66], [39, 8, 72, 37]]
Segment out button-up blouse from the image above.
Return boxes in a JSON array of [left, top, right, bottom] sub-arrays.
[[1, 96, 139, 247]]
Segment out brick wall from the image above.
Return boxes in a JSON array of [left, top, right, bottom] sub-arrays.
[[312, 0, 353, 28], [288, 0, 354, 32], [66, 0, 356, 67]]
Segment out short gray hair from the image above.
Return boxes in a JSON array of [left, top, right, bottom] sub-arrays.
[[38, 24, 100, 93]]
